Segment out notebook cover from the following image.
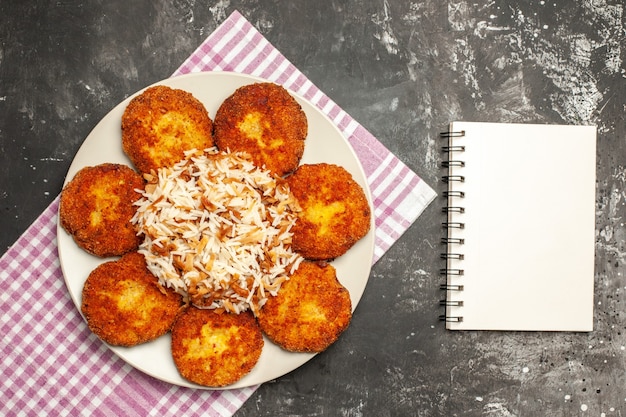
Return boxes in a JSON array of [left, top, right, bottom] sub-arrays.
[[442, 122, 596, 331]]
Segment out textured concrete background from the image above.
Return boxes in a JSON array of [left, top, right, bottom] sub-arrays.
[[1, 1, 624, 416]]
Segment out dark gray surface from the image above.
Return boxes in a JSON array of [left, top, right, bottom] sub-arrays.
[[1, 1, 624, 416]]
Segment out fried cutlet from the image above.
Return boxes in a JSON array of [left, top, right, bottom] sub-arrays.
[[59, 163, 144, 257], [286, 163, 371, 260], [213, 82, 307, 177], [81, 252, 183, 347], [121, 85, 214, 174], [256, 261, 352, 353], [171, 307, 264, 387]]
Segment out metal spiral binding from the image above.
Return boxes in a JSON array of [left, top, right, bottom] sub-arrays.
[[441, 253, 464, 260], [441, 175, 465, 183], [440, 300, 464, 306], [443, 190, 465, 198], [441, 237, 464, 245], [440, 129, 466, 323], [439, 268, 464, 276], [442, 206, 465, 213], [441, 160, 465, 168], [440, 130, 466, 138], [440, 284, 464, 291], [442, 145, 465, 152], [439, 315, 463, 323]]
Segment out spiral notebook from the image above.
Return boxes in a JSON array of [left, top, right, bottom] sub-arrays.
[[440, 122, 596, 331]]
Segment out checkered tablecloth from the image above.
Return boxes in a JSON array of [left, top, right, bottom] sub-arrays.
[[0, 10, 436, 417]]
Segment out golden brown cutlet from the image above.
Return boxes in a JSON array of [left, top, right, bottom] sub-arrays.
[[256, 261, 352, 353], [81, 252, 183, 347], [171, 307, 264, 387], [213, 82, 307, 177], [286, 163, 371, 260], [59, 163, 144, 257], [121, 85, 214, 174]]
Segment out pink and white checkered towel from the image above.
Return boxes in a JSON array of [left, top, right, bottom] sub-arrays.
[[0, 11, 436, 417]]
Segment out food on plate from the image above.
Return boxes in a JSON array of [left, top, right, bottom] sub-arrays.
[[171, 306, 263, 387], [213, 82, 307, 177], [121, 85, 214, 174], [63, 79, 372, 387], [131, 148, 304, 316], [81, 252, 183, 347], [286, 163, 371, 260], [59, 163, 144, 257], [256, 261, 352, 353]]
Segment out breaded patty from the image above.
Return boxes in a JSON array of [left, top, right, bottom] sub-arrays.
[[121, 85, 214, 174], [256, 261, 352, 353], [213, 82, 307, 177], [171, 307, 264, 387], [81, 252, 183, 347], [59, 163, 144, 257], [286, 163, 371, 260]]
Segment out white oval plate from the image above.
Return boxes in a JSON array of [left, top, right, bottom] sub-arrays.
[[57, 71, 375, 389]]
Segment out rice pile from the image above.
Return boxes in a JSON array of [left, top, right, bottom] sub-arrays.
[[131, 147, 304, 315]]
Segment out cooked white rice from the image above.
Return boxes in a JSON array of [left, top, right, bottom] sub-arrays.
[[131, 147, 303, 315]]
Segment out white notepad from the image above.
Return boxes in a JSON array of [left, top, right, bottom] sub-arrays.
[[441, 122, 596, 331]]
